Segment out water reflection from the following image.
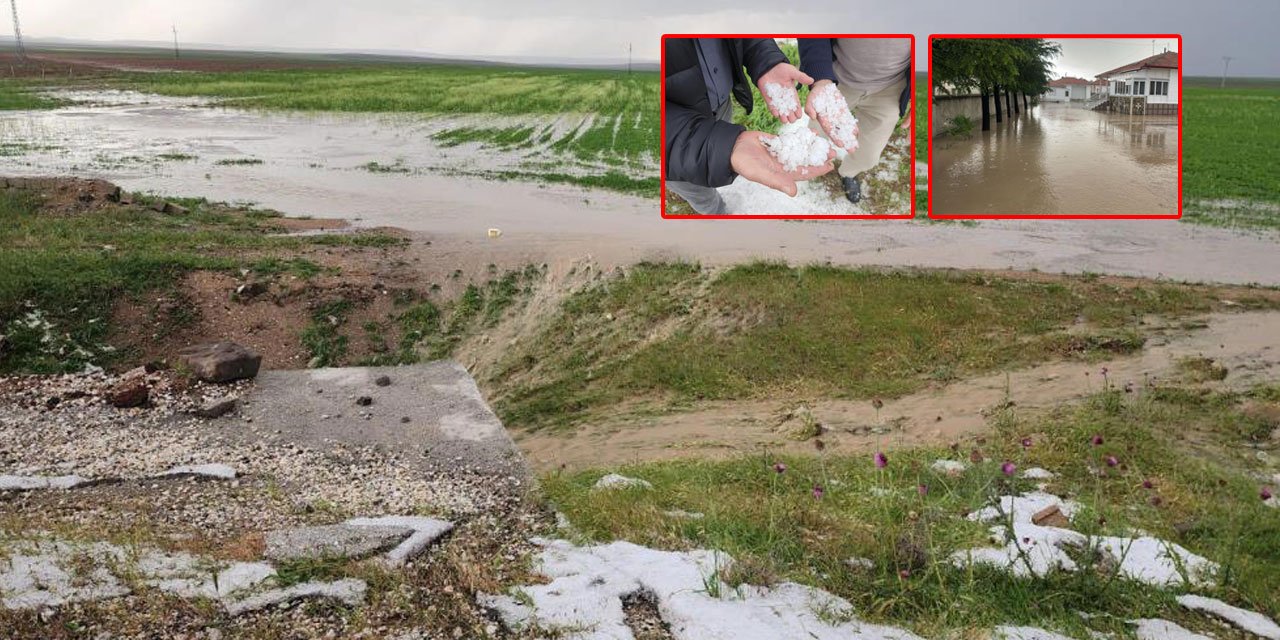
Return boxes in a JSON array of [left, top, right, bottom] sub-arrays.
[[932, 103, 1177, 215]]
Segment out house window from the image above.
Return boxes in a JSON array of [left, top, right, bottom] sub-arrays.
[[1132, 80, 1146, 95], [1149, 80, 1168, 96], [1113, 81, 1127, 95]]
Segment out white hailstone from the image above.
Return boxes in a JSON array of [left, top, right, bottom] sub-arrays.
[[809, 83, 860, 155], [763, 115, 831, 173], [762, 82, 799, 115]]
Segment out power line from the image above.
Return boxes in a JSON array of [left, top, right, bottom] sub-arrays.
[[9, 0, 26, 62]]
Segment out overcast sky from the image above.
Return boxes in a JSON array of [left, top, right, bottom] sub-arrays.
[[9, 0, 1278, 76], [1050, 39, 1181, 80]]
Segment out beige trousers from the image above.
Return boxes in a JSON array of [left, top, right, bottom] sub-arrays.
[[811, 76, 907, 178]]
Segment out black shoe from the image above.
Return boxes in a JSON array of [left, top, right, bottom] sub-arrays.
[[841, 176, 863, 204]]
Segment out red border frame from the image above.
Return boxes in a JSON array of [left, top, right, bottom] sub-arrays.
[[659, 34, 917, 220], [926, 34, 1183, 219]]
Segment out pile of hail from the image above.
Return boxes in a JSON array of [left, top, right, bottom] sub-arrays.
[[760, 82, 859, 174], [809, 83, 859, 153]]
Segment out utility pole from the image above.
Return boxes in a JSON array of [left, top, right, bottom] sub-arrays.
[[1220, 56, 1234, 89], [172, 24, 180, 60], [627, 42, 632, 75], [9, 0, 26, 63]]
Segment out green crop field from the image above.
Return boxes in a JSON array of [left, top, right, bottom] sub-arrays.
[[112, 65, 659, 190]]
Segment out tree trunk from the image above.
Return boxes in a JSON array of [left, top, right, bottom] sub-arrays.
[[1010, 88, 1019, 114], [993, 83, 1003, 123], [981, 88, 991, 131], [1023, 93, 1029, 110]]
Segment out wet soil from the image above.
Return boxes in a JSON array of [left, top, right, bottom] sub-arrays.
[[516, 311, 1280, 470]]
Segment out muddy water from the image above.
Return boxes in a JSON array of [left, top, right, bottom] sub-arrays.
[[2, 91, 1277, 285], [517, 311, 1280, 470], [932, 103, 1178, 215]]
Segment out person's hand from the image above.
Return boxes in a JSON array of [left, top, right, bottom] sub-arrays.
[[756, 63, 813, 124], [730, 131, 835, 196], [805, 80, 860, 152]]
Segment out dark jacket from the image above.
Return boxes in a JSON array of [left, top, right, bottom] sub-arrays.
[[664, 38, 787, 187], [798, 38, 913, 118]]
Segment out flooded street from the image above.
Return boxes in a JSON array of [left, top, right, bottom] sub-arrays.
[[932, 103, 1178, 215], [2, 92, 1276, 284]]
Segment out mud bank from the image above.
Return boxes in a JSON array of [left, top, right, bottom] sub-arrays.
[[517, 310, 1280, 470]]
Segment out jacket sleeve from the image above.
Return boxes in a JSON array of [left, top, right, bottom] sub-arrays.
[[664, 101, 744, 188], [799, 38, 838, 84], [739, 38, 788, 86]]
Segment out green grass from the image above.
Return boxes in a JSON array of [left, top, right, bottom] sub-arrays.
[[491, 261, 1266, 432], [0, 188, 400, 374], [542, 385, 1280, 636], [214, 157, 264, 166], [111, 64, 658, 171], [0, 83, 60, 110]]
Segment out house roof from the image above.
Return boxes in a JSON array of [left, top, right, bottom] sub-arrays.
[[1097, 51, 1179, 78]]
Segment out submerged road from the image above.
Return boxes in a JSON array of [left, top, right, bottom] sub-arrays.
[[2, 91, 1277, 285]]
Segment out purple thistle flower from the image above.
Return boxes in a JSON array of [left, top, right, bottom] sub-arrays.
[[917, 484, 929, 497], [874, 452, 888, 469], [1100, 367, 1109, 377], [812, 484, 825, 500], [1001, 461, 1016, 476], [1091, 434, 1104, 446], [1263, 486, 1274, 501], [1021, 437, 1033, 449], [773, 462, 787, 474], [1105, 455, 1119, 468], [1142, 479, 1154, 490]]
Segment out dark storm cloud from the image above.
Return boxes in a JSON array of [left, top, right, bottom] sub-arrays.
[[11, 0, 1279, 76]]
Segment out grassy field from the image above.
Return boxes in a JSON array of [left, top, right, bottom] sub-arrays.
[[110, 65, 659, 189], [0, 83, 60, 110], [543, 384, 1280, 636], [489, 261, 1274, 432], [0, 188, 399, 374]]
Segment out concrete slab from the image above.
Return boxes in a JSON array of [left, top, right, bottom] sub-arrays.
[[238, 361, 525, 476]]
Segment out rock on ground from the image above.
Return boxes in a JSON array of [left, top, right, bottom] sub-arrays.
[[177, 341, 263, 382]]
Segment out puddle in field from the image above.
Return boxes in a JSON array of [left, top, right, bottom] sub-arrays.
[[1, 90, 1278, 285], [516, 311, 1280, 470], [932, 103, 1178, 215]]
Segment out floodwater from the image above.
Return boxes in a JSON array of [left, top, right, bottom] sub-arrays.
[[932, 103, 1178, 215], [2, 91, 1277, 285]]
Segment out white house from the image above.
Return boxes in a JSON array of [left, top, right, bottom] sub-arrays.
[[1097, 51, 1179, 107], [1042, 76, 1107, 103]]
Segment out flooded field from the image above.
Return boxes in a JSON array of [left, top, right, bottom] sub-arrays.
[[1, 91, 1277, 284], [932, 103, 1178, 215]]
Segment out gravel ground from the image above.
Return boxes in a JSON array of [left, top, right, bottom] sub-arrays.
[[0, 370, 549, 638]]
